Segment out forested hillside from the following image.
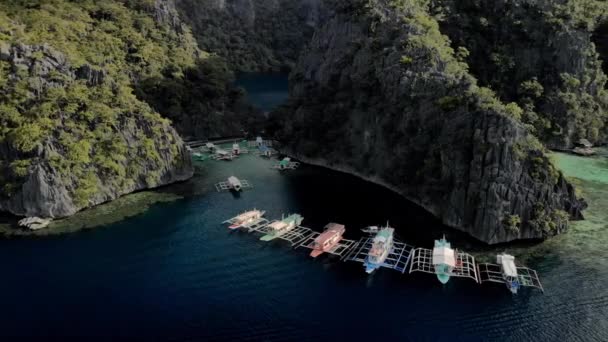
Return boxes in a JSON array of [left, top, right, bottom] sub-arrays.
[[0, 0, 241, 217], [435, 0, 608, 149], [273, 0, 586, 243]]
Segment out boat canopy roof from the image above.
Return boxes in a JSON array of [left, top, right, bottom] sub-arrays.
[[374, 228, 394, 242], [432, 246, 456, 266], [283, 214, 302, 223], [324, 223, 345, 232], [497, 254, 518, 277], [228, 176, 241, 186], [268, 221, 286, 229]]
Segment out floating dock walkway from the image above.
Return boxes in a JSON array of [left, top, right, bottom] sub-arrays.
[[343, 237, 415, 273]]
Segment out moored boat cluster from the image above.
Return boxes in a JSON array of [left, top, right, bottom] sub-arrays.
[[223, 210, 545, 294]]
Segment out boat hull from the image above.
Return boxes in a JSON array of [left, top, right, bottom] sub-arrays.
[[435, 264, 451, 284], [507, 280, 520, 294], [260, 234, 277, 241], [310, 250, 324, 258], [365, 262, 380, 274]]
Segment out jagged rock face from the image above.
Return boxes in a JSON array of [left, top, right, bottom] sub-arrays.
[[436, 0, 608, 149], [153, 0, 184, 33], [274, 0, 585, 244], [131, 0, 261, 140], [0, 43, 193, 219], [175, 0, 330, 71]]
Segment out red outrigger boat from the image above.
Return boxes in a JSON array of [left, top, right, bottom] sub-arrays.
[[310, 223, 346, 258]]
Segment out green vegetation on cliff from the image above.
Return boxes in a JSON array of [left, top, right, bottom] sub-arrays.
[[0, 0, 202, 214], [274, 0, 584, 243], [433, 0, 608, 148]]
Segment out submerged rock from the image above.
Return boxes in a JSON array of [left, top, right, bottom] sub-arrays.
[[273, 0, 586, 244]]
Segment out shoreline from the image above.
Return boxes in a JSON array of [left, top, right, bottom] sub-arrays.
[[0, 190, 183, 238]]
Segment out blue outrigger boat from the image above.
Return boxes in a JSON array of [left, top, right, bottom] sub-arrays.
[[364, 227, 394, 274]]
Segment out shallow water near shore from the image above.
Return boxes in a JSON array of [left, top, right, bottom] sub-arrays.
[[1, 75, 607, 341]]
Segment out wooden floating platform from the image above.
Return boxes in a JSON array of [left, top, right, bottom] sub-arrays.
[[298, 233, 357, 258], [409, 248, 480, 283], [343, 237, 415, 273], [477, 263, 544, 292]]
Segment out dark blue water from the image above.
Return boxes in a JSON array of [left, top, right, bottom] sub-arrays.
[[1, 75, 607, 341], [235, 73, 289, 112], [2, 155, 606, 341]]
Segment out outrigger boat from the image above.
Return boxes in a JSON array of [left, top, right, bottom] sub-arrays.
[[432, 235, 456, 284], [214, 149, 235, 161], [309, 223, 346, 258], [477, 253, 544, 294], [364, 226, 394, 274], [260, 214, 304, 241], [361, 226, 379, 234], [228, 176, 243, 191], [273, 157, 300, 170], [279, 157, 291, 170], [232, 143, 241, 155], [228, 210, 266, 229], [204, 142, 217, 152], [215, 176, 252, 192], [258, 145, 273, 157], [497, 253, 520, 294]]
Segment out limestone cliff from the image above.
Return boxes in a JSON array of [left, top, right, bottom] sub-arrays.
[[0, 1, 199, 219], [436, 0, 608, 149], [0, 42, 193, 219], [273, 0, 586, 244], [175, 0, 330, 71], [136, 0, 262, 140]]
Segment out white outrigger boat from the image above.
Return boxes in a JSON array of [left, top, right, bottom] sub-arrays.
[[226, 210, 266, 229], [361, 226, 379, 234], [432, 235, 456, 284], [477, 253, 544, 294], [215, 176, 252, 192]]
